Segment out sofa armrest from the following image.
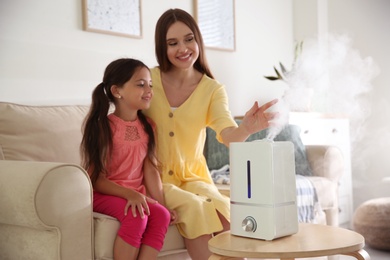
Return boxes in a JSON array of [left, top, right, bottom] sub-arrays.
[[0, 160, 94, 260], [305, 145, 344, 183], [305, 145, 344, 226]]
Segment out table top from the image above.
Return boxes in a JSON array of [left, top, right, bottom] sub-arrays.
[[208, 223, 365, 259]]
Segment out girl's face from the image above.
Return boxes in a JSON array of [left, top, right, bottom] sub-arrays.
[[166, 21, 199, 70], [115, 67, 153, 113]]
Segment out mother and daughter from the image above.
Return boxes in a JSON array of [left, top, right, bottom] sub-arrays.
[[80, 8, 277, 260]]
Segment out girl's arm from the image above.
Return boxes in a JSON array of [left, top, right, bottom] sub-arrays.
[[143, 157, 178, 224], [143, 157, 164, 204], [94, 174, 152, 218]]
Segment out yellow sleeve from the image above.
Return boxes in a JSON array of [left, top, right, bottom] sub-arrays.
[[206, 81, 237, 143]]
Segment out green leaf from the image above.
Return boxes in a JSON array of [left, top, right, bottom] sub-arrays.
[[274, 67, 283, 79], [264, 76, 281, 81], [294, 40, 304, 62], [279, 62, 287, 75]]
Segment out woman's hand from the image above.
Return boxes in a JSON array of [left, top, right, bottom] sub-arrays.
[[241, 99, 278, 135], [169, 209, 179, 225], [124, 189, 157, 219], [220, 99, 279, 145]]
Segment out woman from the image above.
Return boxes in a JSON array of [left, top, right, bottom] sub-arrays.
[[143, 9, 278, 259]]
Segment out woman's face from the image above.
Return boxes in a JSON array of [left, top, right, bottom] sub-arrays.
[[165, 21, 199, 70]]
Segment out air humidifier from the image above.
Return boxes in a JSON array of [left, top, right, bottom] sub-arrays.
[[230, 139, 298, 240]]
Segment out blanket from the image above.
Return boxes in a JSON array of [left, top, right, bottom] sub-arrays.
[[211, 165, 322, 223]]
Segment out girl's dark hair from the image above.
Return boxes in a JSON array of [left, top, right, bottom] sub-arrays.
[[154, 8, 214, 79], [80, 58, 157, 185]]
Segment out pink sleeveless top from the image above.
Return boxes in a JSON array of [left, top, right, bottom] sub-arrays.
[[106, 113, 149, 194]]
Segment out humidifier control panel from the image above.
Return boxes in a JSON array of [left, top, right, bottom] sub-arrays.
[[242, 216, 257, 232]]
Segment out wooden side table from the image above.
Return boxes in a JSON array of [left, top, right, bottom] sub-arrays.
[[208, 223, 370, 260]]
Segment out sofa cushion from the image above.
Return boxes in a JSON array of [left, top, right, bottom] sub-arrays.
[[93, 212, 119, 259], [0, 102, 89, 165], [93, 212, 186, 259], [205, 122, 313, 176]]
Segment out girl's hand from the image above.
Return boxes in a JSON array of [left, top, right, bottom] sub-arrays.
[[169, 209, 179, 225], [124, 190, 157, 218], [241, 99, 278, 134]]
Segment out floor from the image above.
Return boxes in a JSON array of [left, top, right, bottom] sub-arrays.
[[337, 222, 390, 260], [245, 235, 390, 260], [247, 245, 390, 260], [342, 224, 390, 260], [294, 240, 390, 260], [304, 246, 388, 260], [341, 245, 390, 260]]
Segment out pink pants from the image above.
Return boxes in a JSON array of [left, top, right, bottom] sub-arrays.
[[93, 191, 170, 251]]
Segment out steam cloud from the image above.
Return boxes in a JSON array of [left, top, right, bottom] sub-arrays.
[[266, 33, 380, 143]]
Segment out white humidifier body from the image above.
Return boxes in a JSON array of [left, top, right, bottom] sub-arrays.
[[230, 139, 298, 241]]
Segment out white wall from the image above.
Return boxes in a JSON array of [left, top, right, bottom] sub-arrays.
[[0, 0, 293, 116], [0, 0, 191, 105], [212, 0, 293, 115]]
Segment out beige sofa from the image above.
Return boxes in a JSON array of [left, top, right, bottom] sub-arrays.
[[0, 102, 344, 260]]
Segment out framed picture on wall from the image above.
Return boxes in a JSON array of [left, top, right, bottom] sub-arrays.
[[194, 0, 236, 51], [82, 0, 142, 38]]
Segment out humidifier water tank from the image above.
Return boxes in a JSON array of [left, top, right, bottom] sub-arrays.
[[230, 139, 298, 240]]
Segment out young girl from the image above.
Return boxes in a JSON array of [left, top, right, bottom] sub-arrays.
[[144, 9, 278, 259], [80, 58, 175, 260]]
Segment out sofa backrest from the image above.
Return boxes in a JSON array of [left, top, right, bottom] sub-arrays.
[[0, 102, 90, 165]]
